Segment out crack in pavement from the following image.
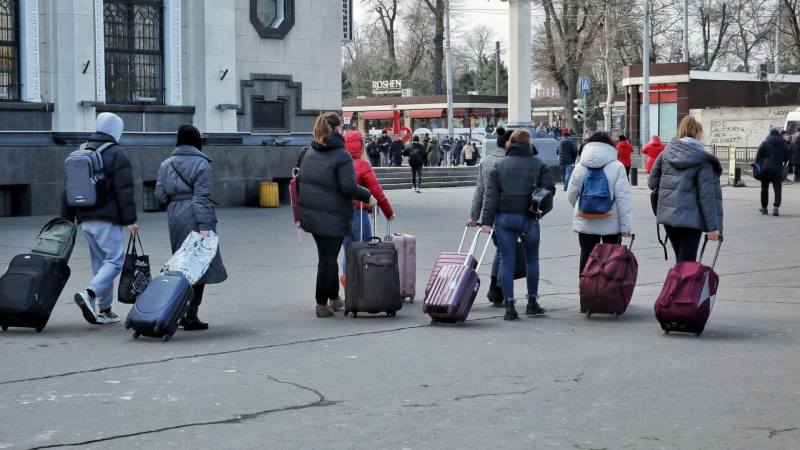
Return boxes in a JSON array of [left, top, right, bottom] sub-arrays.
[[454, 387, 537, 402], [747, 426, 798, 439], [25, 366, 339, 450]]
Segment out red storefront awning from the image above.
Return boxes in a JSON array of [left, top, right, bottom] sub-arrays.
[[497, 109, 508, 117], [470, 108, 493, 117], [361, 110, 395, 120], [408, 109, 445, 119], [342, 111, 354, 120], [452, 108, 466, 117]]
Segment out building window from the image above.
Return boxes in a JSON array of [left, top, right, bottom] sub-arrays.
[[0, 0, 20, 100], [103, 0, 165, 104], [250, 0, 294, 39], [252, 97, 289, 133]]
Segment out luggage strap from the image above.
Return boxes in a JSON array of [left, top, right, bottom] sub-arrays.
[[656, 224, 669, 260]]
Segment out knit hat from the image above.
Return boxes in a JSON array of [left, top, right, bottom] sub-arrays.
[[412, 135, 420, 142], [96, 113, 124, 143], [769, 128, 780, 136], [176, 124, 203, 151], [618, 135, 627, 141], [497, 129, 514, 148]]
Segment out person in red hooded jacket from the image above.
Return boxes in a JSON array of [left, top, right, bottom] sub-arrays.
[[642, 136, 665, 173], [340, 130, 395, 287], [616, 135, 634, 179]]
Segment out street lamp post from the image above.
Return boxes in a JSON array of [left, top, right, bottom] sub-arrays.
[[504, 0, 533, 129], [445, 0, 455, 140]]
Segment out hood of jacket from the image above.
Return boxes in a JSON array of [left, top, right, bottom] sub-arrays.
[[648, 136, 663, 148], [344, 130, 364, 160], [765, 134, 787, 150], [664, 137, 722, 173], [312, 132, 346, 152], [579, 142, 619, 168], [505, 142, 533, 157], [172, 145, 212, 162], [410, 142, 424, 152], [429, 137, 439, 145]]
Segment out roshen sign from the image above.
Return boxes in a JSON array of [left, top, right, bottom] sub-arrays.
[[373, 80, 403, 95]]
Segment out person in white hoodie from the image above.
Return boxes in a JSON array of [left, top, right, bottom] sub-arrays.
[[567, 131, 633, 275]]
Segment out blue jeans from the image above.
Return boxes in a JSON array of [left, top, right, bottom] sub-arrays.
[[560, 164, 573, 190], [341, 209, 372, 273], [494, 213, 540, 303], [380, 151, 390, 167], [81, 220, 126, 310], [430, 162, 439, 167]]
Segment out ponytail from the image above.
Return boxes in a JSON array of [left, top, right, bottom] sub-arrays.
[[313, 112, 342, 145]]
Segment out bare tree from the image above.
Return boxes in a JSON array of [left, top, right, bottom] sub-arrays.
[[362, 0, 401, 63], [729, 0, 773, 72], [781, 0, 800, 63], [697, 0, 731, 70]]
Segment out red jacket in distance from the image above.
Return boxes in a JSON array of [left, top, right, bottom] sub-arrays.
[[641, 136, 665, 173], [616, 140, 634, 167], [344, 130, 394, 218]]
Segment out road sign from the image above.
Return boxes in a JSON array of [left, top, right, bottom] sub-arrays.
[[343, 116, 351, 125], [581, 78, 591, 93]]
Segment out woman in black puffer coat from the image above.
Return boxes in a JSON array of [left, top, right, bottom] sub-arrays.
[[155, 124, 227, 330], [297, 113, 376, 317]]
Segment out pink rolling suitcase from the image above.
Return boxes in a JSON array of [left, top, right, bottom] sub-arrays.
[[424, 224, 480, 299], [655, 235, 722, 337], [423, 228, 493, 326], [386, 222, 417, 303]]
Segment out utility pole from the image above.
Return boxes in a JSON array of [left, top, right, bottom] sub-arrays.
[[643, 1, 651, 143], [445, 0, 454, 139], [495, 41, 501, 95], [775, 16, 782, 74], [683, 0, 689, 62]]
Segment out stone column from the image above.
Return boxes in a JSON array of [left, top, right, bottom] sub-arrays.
[[507, 0, 533, 128], [185, 0, 238, 134], [48, 0, 98, 133]]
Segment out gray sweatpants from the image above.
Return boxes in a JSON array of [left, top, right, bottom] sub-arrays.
[[81, 220, 125, 310]]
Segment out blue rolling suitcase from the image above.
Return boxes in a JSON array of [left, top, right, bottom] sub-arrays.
[[125, 274, 193, 342]]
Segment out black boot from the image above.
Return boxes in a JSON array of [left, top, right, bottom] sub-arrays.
[[525, 297, 546, 316], [183, 305, 209, 331], [487, 277, 504, 305], [504, 300, 519, 321]]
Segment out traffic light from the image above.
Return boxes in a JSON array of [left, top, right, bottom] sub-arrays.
[[573, 99, 585, 122]]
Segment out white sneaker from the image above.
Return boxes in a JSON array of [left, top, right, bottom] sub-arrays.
[[74, 291, 98, 324], [97, 309, 121, 324]]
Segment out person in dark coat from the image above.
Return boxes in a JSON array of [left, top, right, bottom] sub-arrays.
[[61, 112, 138, 325], [403, 135, 426, 192], [296, 112, 375, 317], [154, 124, 226, 330], [377, 130, 392, 167], [556, 133, 578, 191], [481, 129, 556, 321], [792, 130, 800, 182], [366, 136, 381, 167], [648, 116, 722, 263], [452, 138, 464, 165], [390, 136, 405, 167], [755, 128, 790, 216], [781, 131, 792, 179]]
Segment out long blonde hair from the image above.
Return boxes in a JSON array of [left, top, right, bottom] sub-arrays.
[[678, 116, 703, 139], [313, 112, 342, 145]]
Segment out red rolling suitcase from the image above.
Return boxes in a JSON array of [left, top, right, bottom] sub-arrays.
[[424, 225, 480, 299], [655, 235, 722, 337], [424, 228, 493, 326], [386, 221, 417, 303], [580, 234, 638, 319]]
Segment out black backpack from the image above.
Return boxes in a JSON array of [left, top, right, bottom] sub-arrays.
[[752, 146, 778, 181], [408, 146, 424, 166]]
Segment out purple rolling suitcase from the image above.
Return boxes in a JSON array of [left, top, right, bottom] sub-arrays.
[[424, 228, 493, 326], [424, 224, 479, 298]]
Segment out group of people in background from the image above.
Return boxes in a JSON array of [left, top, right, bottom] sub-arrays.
[[365, 129, 481, 170]]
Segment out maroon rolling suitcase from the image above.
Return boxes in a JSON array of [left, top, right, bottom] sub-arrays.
[[386, 221, 417, 303], [580, 235, 638, 319], [655, 235, 722, 337], [424, 225, 479, 299], [424, 228, 493, 326]]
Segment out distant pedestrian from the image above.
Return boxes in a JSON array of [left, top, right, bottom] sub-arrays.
[[781, 131, 792, 180], [61, 113, 138, 325], [297, 112, 376, 317], [426, 136, 442, 167], [642, 136, 665, 173], [441, 135, 453, 166], [377, 129, 392, 167], [390, 135, 405, 167], [792, 130, 800, 182], [403, 135, 426, 192], [756, 128, 790, 216], [485, 121, 495, 135], [422, 133, 431, 164], [557, 132, 578, 191], [154, 124, 227, 331], [648, 116, 722, 263], [481, 129, 556, 321], [567, 131, 633, 276], [366, 136, 381, 167], [453, 138, 464, 165], [341, 130, 394, 284], [616, 135, 634, 179], [463, 140, 476, 166]]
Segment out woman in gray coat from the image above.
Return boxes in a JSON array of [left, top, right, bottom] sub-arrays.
[[648, 117, 722, 263], [155, 124, 227, 330]]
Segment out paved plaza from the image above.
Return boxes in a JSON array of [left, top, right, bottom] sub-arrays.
[[0, 178, 798, 450]]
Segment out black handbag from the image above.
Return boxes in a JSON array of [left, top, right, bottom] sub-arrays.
[[752, 147, 777, 181], [118, 234, 152, 304], [529, 160, 554, 219]]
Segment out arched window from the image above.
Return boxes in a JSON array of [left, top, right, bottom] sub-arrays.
[[0, 0, 20, 100], [104, 0, 165, 104], [251, 0, 294, 39]]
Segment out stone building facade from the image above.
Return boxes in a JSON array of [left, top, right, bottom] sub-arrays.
[[0, 0, 348, 216]]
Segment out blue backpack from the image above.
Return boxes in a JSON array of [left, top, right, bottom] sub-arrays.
[[578, 167, 614, 219]]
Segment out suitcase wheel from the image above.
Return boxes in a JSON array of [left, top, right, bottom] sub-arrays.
[[35, 325, 44, 333], [430, 319, 437, 325], [694, 331, 702, 337], [0, 324, 7, 331], [585, 310, 592, 318], [351, 312, 358, 318], [409, 296, 415, 304], [664, 330, 670, 334], [163, 335, 171, 342], [124, 318, 132, 330], [154, 323, 162, 335], [579, 307, 585, 313], [456, 320, 465, 327], [612, 311, 619, 320], [132, 331, 141, 339], [387, 311, 396, 317]]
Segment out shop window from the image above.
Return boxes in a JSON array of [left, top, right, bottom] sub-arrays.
[[142, 181, 165, 213], [252, 97, 289, 133], [0, 0, 20, 100], [104, 0, 165, 104], [251, 0, 294, 39]]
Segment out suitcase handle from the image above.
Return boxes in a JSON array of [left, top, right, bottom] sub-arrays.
[[698, 234, 723, 269], [475, 229, 495, 270], [616, 233, 635, 250]]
